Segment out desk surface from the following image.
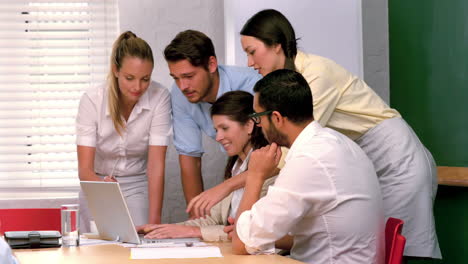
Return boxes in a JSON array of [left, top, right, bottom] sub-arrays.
[[438, 166, 468, 187], [14, 242, 303, 264]]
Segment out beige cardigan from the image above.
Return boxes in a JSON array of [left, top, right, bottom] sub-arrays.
[[177, 176, 276, 241]]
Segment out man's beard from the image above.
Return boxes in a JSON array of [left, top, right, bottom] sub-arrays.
[[264, 122, 288, 147]]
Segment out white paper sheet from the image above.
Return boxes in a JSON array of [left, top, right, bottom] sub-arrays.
[[131, 246, 223, 259]]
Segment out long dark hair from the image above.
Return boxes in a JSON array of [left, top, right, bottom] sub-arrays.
[[211, 91, 268, 179], [241, 9, 298, 71]]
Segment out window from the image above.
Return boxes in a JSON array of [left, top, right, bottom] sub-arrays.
[[0, 0, 118, 199]]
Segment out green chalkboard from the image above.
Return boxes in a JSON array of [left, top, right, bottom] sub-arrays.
[[389, 0, 468, 167]]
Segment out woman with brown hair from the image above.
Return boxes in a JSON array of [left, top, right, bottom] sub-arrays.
[[137, 91, 276, 241]]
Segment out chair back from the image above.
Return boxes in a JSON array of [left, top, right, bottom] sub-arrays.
[[385, 217, 406, 264], [0, 208, 61, 235]]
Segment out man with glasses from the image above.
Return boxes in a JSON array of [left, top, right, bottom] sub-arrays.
[[229, 69, 385, 264], [249, 110, 273, 124]]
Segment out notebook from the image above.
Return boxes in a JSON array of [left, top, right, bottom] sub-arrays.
[[80, 181, 200, 244]]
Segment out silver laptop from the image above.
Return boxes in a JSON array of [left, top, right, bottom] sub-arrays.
[[80, 181, 200, 244]]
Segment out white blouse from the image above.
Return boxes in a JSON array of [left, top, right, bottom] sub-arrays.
[[228, 150, 252, 219], [237, 121, 385, 264], [76, 81, 172, 177]]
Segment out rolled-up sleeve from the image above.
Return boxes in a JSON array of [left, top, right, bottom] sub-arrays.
[[76, 93, 97, 147], [237, 209, 276, 255], [171, 85, 203, 157], [149, 88, 172, 146]]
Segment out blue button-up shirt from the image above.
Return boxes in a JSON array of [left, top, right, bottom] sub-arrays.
[[171, 65, 261, 157]]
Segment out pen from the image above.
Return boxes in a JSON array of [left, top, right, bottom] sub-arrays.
[[106, 157, 119, 181]]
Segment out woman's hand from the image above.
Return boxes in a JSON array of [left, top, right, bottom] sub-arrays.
[[103, 175, 118, 182], [223, 217, 235, 240], [186, 183, 230, 219], [136, 224, 201, 239]]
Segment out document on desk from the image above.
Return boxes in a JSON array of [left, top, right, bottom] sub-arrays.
[[131, 246, 223, 259]]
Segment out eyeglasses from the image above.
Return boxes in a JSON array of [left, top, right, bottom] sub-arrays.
[[248, 110, 273, 124]]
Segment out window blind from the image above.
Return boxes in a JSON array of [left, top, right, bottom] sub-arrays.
[[0, 0, 118, 198]]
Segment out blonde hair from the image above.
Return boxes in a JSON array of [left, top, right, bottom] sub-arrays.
[[107, 31, 154, 135]]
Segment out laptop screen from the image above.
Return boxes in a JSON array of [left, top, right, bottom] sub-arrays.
[[80, 181, 141, 244]]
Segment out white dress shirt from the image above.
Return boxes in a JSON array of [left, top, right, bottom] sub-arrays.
[[297, 51, 440, 258], [0, 238, 17, 264], [76, 81, 172, 177], [237, 121, 385, 264], [228, 150, 252, 219]]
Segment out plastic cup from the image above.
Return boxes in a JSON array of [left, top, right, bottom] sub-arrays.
[[61, 204, 79, 247]]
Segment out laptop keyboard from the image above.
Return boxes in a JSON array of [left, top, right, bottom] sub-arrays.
[[138, 235, 201, 244]]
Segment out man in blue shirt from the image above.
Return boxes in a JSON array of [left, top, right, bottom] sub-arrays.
[[164, 30, 261, 214]]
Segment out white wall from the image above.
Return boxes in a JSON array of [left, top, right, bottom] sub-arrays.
[[224, 0, 364, 78], [117, 0, 226, 89], [362, 0, 390, 103]]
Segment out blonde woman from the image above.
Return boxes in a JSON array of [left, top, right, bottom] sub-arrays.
[[76, 31, 171, 232]]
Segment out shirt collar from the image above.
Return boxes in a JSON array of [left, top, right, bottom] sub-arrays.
[[215, 66, 230, 99], [199, 66, 231, 106], [294, 50, 307, 74], [133, 87, 151, 114], [105, 84, 151, 116], [232, 148, 253, 174], [285, 121, 322, 162]]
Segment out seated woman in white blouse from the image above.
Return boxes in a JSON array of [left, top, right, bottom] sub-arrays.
[[76, 31, 172, 232], [137, 91, 276, 241]]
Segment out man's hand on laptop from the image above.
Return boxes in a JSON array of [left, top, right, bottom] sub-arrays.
[[136, 224, 201, 239]]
